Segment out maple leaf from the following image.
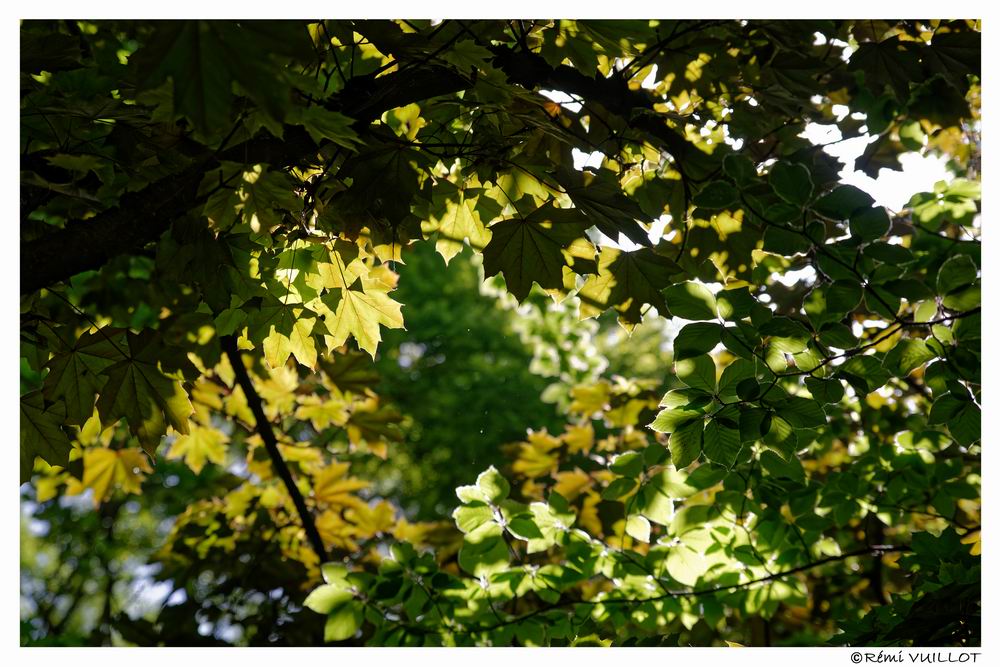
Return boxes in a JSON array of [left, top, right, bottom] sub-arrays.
[[322, 280, 404, 358], [578, 246, 682, 326], [20, 392, 72, 483], [554, 167, 652, 246], [94, 331, 193, 456], [345, 500, 396, 538], [313, 461, 369, 508], [482, 203, 590, 301], [168, 424, 229, 474], [79, 447, 153, 506], [43, 328, 126, 425], [421, 181, 499, 263]]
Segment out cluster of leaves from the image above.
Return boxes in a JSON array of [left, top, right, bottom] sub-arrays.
[[20, 18, 979, 646]]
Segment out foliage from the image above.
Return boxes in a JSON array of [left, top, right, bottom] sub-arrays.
[[20, 18, 980, 647], [368, 242, 563, 519]]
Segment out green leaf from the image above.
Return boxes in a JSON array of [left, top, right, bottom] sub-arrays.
[[669, 418, 704, 469], [693, 181, 739, 209], [673, 322, 723, 361], [718, 358, 755, 401], [43, 329, 125, 426], [625, 514, 651, 543], [20, 392, 72, 484], [579, 247, 680, 325], [456, 484, 488, 504], [927, 393, 965, 424], [825, 280, 864, 313], [947, 402, 981, 446], [883, 339, 936, 376], [723, 154, 757, 186], [476, 466, 510, 503], [813, 185, 875, 220], [602, 476, 638, 500], [609, 451, 644, 478], [137, 22, 235, 133], [482, 204, 589, 301], [759, 449, 805, 482], [763, 225, 811, 256], [554, 168, 651, 246], [775, 396, 826, 428], [422, 184, 495, 264], [865, 242, 914, 265], [521, 501, 574, 553], [262, 312, 318, 369], [739, 407, 769, 442], [304, 584, 354, 615], [805, 377, 845, 404], [716, 286, 756, 321], [736, 378, 761, 401], [458, 521, 509, 576], [440, 40, 495, 72], [94, 331, 193, 455], [453, 502, 494, 534], [819, 323, 858, 349], [848, 36, 921, 102], [703, 419, 742, 468], [168, 424, 227, 474], [288, 107, 362, 150], [675, 355, 716, 393], [324, 601, 362, 642], [762, 415, 798, 459], [214, 307, 247, 337], [849, 207, 891, 241], [649, 407, 705, 434], [937, 255, 978, 295], [638, 473, 683, 525], [663, 281, 717, 320], [769, 162, 813, 206], [761, 317, 812, 354], [943, 284, 980, 311], [839, 355, 891, 394], [666, 545, 707, 586], [321, 563, 351, 585]]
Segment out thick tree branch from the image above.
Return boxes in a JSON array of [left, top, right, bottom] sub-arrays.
[[21, 63, 469, 296], [221, 335, 330, 564]]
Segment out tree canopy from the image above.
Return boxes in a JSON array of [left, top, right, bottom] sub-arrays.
[[20, 18, 980, 647]]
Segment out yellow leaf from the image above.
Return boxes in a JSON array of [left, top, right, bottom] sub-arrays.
[[553, 469, 592, 501], [345, 500, 396, 538], [569, 382, 611, 417], [563, 423, 594, 455], [295, 394, 349, 430], [36, 472, 68, 503], [316, 509, 359, 552], [257, 364, 300, 417], [324, 282, 404, 358], [960, 530, 981, 556], [578, 491, 603, 536], [81, 447, 152, 506], [168, 424, 228, 474], [511, 450, 558, 479], [313, 462, 369, 507]]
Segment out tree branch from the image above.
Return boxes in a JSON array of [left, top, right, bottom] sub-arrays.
[[488, 45, 697, 167], [221, 335, 329, 564], [469, 543, 910, 633]]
